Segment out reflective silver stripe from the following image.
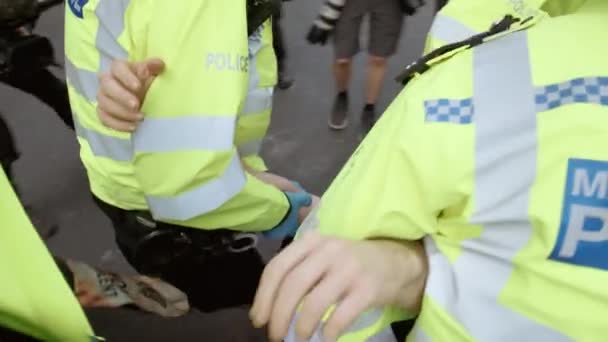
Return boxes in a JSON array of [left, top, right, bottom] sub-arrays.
[[347, 310, 385, 334], [367, 326, 398, 342], [285, 309, 389, 342], [65, 58, 98, 101], [75, 115, 237, 159], [242, 25, 273, 117], [238, 139, 263, 157], [247, 29, 263, 91], [429, 14, 477, 45], [424, 31, 572, 341], [411, 325, 431, 342], [133, 116, 236, 152], [145, 154, 246, 221], [236, 24, 273, 166], [65, 0, 129, 101], [95, 0, 130, 71], [243, 87, 273, 115], [74, 115, 133, 161]]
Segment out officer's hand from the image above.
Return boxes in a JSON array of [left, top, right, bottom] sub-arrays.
[[97, 58, 165, 132], [252, 171, 303, 193], [250, 233, 428, 342]]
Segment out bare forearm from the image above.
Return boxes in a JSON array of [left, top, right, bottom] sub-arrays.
[[241, 159, 300, 192]]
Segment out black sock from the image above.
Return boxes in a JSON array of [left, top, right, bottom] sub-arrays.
[[364, 103, 375, 112], [337, 91, 348, 99]]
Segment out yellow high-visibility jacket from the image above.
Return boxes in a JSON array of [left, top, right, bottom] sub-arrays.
[[288, 0, 608, 340], [65, 0, 289, 231], [0, 168, 97, 341]]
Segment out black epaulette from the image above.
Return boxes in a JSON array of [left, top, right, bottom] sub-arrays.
[[396, 15, 522, 86]]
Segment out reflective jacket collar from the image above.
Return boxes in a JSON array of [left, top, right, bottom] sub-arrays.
[[440, 0, 588, 32]]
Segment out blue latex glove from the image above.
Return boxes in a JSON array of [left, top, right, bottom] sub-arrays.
[[263, 190, 312, 239], [291, 181, 304, 192]]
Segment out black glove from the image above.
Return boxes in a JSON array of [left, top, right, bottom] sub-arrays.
[[306, 25, 331, 46]]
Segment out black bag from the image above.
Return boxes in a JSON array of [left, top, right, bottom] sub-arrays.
[[399, 0, 425, 15]]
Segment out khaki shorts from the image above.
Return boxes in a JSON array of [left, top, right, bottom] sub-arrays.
[[333, 0, 404, 59]]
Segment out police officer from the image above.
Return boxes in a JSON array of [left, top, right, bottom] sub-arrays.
[[0, 166, 275, 342], [64, 0, 316, 313], [0, 167, 99, 341], [249, 0, 608, 341]]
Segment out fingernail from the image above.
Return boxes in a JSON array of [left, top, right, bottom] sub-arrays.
[[137, 113, 145, 121]]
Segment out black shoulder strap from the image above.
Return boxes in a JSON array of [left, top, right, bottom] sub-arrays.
[[395, 15, 525, 85], [247, 0, 281, 36]]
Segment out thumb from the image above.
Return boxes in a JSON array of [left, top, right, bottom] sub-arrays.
[[133, 58, 165, 79], [142, 59, 165, 92], [132, 58, 165, 97], [145, 58, 165, 77]]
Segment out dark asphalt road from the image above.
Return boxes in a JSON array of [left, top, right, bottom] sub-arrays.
[[2, 1, 435, 341]]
